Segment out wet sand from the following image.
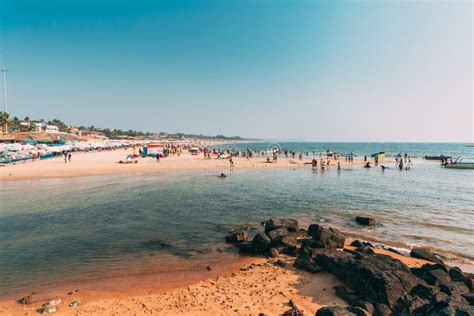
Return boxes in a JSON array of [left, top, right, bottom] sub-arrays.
[[0, 149, 373, 182]]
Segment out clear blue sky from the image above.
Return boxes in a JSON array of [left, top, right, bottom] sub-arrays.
[[0, 0, 472, 141]]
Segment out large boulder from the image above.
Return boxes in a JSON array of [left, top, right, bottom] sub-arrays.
[[251, 232, 272, 253], [307, 224, 345, 249], [410, 247, 443, 263], [314, 250, 423, 307], [439, 281, 470, 296], [225, 230, 248, 244], [267, 227, 289, 241], [449, 267, 472, 290], [355, 216, 376, 226], [264, 218, 298, 234]]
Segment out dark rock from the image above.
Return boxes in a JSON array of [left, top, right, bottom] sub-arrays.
[[275, 259, 288, 268], [429, 294, 470, 315], [373, 303, 391, 316], [431, 290, 449, 305], [267, 227, 289, 241], [264, 218, 298, 234], [236, 241, 255, 254], [439, 281, 470, 296], [350, 240, 364, 248], [280, 235, 298, 248], [409, 283, 440, 300], [410, 247, 443, 263], [316, 306, 356, 316], [314, 250, 423, 307], [18, 295, 33, 305], [333, 285, 360, 305], [293, 254, 323, 274], [269, 247, 280, 258], [461, 293, 474, 305], [449, 267, 472, 290], [225, 230, 248, 244], [355, 216, 376, 226], [252, 232, 272, 253], [413, 268, 450, 286], [281, 245, 298, 256], [307, 224, 345, 249], [392, 294, 430, 315], [355, 246, 374, 254]]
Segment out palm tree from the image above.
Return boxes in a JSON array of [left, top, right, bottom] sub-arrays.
[[0, 111, 9, 134], [11, 116, 20, 131]]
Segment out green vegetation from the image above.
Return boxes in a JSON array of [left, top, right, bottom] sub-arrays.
[[0, 113, 247, 140]]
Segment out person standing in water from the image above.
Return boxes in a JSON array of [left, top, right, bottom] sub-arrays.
[[229, 157, 234, 168], [337, 162, 341, 173]]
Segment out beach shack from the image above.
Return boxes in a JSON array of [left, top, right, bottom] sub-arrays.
[[144, 143, 164, 157]]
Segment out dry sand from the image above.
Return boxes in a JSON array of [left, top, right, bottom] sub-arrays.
[[0, 149, 375, 182], [0, 242, 430, 316]]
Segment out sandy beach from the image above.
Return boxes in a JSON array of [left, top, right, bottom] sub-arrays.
[[0, 149, 372, 182], [0, 239, 432, 316]]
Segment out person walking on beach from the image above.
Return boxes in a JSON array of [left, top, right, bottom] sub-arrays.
[[156, 154, 160, 163], [63, 151, 67, 163], [68, 152, 72, 163], [229, 157, 234, 168], [364, 155, 367, 163]]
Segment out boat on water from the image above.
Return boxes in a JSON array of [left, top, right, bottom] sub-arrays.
[[370, 152, 385, 159], [443, 157, 474, 169], [424, 155, 452, 161]]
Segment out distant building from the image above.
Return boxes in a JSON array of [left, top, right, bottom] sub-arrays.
[[46, 125, 59, 133], [69, 127, 79, 135], [34, 122, 46, 132]]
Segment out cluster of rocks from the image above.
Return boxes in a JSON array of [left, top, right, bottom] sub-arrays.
[[225, 218, 312, 257], [225, 218, 474, 316]]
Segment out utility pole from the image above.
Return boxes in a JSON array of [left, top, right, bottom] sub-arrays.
[[2, 68, 7, 113]]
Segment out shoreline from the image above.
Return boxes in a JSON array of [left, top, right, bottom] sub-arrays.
[[0, 149, 374, 182]]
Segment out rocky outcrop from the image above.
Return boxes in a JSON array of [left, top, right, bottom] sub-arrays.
[[315, 251, 421, 307], [307, 224, 345, 249], [264, 218, 298, 234]]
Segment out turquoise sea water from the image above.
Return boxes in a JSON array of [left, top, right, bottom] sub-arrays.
[[0, 142, 473, 296]]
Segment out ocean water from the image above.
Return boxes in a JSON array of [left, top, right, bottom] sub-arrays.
[[222, 142, 474, 159], [0, 142, 473, 296]]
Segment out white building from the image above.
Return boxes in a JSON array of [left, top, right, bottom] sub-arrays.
[[45, 125, 59, 133]]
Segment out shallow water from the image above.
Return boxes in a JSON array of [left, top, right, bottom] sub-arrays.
[[0, 143, 473, 296]]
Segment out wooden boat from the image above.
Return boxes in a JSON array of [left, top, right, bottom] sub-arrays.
[[370, 152, 385, 159], [443, 157, 474, 169], [424, 155, 451, 161]]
